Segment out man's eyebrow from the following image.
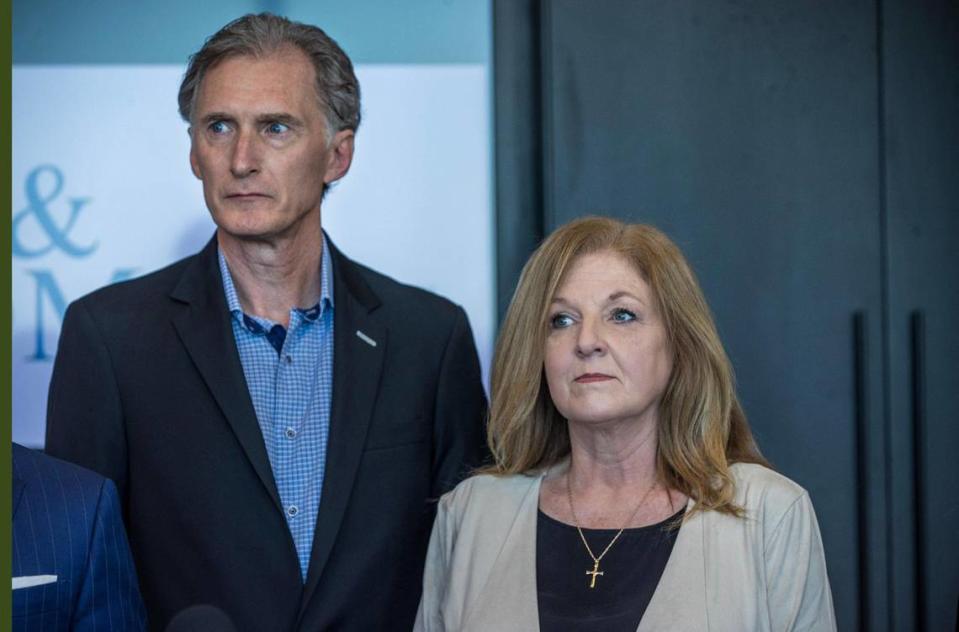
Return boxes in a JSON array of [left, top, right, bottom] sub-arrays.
[[196, 112, 304, 127], [255, 113, 304, 127], [198, 112, 234, 125]]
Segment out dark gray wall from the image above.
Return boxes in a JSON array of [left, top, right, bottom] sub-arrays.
[[881, 1, 959, 629]]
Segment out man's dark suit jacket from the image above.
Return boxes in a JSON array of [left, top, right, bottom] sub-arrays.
[[12, 443, 147, 631], [45, 236, 489, 631]]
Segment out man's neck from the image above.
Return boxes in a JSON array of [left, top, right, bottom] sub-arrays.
[[217, 227, 324, 328]]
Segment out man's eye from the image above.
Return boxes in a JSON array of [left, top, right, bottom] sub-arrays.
[[611, 308, 637, 323], [209, 121, 230, 134], [266, 122, 290, 135], [550, 313, 574, 329]]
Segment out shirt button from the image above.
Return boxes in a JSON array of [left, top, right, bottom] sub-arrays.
[[285, 427, 297, 439], [286, 505, 298, 518], [284, 355, 293, 364]]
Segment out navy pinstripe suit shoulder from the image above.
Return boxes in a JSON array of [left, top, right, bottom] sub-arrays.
[[12, 443, 147, 631]]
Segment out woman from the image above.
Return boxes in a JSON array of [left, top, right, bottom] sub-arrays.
[[415, 217, 836, 631]]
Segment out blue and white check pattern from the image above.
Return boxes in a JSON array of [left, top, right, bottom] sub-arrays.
[[218, 237, 335, 581]]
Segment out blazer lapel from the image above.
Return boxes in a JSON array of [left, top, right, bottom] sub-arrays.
[[463, 473, 543, 631], [299, 241, 386, 616], [169, 237, 282, 512], [638, 501, 708, 631]]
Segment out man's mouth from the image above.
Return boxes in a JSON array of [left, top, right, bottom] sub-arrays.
[[226, 192, 270, 199]]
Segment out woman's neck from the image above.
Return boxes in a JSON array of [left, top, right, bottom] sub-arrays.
[[565, 415, 659, 492]]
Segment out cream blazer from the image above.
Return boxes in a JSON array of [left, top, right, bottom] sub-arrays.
[[414, 462, 836, 631]]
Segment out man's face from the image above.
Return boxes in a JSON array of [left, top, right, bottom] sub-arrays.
[[189, 47, 353, 243]]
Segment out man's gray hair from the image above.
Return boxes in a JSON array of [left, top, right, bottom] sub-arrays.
[[178, 13, 361, 137]]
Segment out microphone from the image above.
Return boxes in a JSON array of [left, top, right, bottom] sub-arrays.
[[165, 605, 238, 632]]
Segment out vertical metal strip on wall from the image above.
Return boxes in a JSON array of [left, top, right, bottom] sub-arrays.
[[853, 311, 871, 632], [910, 311, 926, 631], [873, 0, 896, 626]]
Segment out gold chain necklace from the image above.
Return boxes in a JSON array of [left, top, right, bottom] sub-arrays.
[[565, 472, 657, 589]]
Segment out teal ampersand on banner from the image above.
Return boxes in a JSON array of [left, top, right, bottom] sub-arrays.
[[12, 165, 98, 259]]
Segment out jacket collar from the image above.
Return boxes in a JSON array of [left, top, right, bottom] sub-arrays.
[[165, 233, 382, 511], [168, 231, 387, 615]]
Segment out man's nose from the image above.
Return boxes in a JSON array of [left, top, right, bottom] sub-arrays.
[[230, 129, 260, 177], [575, 317, 607, 357]]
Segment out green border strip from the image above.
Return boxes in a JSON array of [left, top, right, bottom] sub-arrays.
[[2, 0, 14, 628]]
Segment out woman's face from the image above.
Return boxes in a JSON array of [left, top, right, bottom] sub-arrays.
[[544, 250, 673, 430]]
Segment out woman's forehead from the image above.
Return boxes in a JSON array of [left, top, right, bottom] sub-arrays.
[[553, 250, 651, 298]]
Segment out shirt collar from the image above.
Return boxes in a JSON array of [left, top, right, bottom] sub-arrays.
[[218, 232, 335, 321]]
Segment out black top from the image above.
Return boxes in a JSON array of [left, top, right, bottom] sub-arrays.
[[536, 505, 685, 632]]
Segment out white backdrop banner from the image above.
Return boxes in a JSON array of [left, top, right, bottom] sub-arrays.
[[12, 64, 493, 447]]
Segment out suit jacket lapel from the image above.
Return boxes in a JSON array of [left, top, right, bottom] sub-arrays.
[[169, 237, 282, 512], [299, 240, 385, 615]]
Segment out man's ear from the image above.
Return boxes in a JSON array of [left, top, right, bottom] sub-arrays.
[[190, 136, 203, 181], [323, 129, 355, 185], [189, 132, 203, 180]]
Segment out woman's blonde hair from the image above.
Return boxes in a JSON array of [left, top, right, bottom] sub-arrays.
[[487, 216, 768, 517]]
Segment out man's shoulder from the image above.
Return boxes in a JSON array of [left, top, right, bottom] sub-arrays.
[[341, 255, 464, 325], [12, 444, 123, 593], [73, 252, 199, 313], [12, 443, 106, 500], [348, 258, 459, 309]]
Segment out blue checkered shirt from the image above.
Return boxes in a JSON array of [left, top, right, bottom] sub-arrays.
[[218, 237, 335, 582]]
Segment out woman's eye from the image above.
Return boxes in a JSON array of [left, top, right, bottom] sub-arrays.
[[550, 313, 574, 329], [611, 308, 637, 323], [267, 122, 290, 135]]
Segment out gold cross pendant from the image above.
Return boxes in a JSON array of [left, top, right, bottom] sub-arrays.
[[586, 560, 604, 588]]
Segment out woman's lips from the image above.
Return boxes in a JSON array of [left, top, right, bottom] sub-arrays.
[[574, 373, 614, 383]]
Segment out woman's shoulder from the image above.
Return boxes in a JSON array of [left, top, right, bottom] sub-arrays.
[[436, 471, 543, 531], [442, 471, 542, 510], [728, 462, 811, 523]]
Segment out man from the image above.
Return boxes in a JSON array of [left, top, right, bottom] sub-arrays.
[[12, 443, 147, 631], [45, 13, 488, 631]]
